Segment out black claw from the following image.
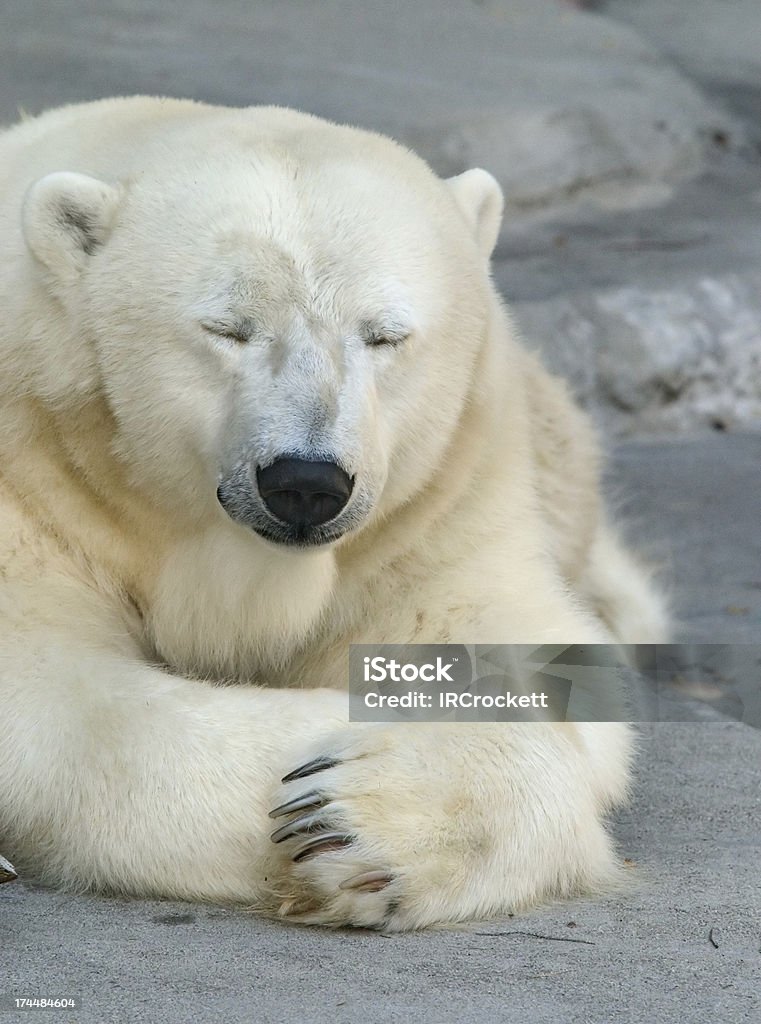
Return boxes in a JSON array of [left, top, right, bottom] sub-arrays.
[[339, 870, 394, 893], [270, 811, 325, 844], [282, 756, 341, 784], [292, 832, 354, 863], [268, 790, 327, 820], [0, 854, 17, 885]]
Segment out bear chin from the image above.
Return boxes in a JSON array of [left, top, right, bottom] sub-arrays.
[[247, 518, 355, 549]]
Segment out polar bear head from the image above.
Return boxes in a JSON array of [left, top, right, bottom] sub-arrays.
[[21, 112, 503, 549]]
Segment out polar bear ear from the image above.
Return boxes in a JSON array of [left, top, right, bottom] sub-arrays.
[[22, 172, 121, 282], [446, 168, 504, 260]]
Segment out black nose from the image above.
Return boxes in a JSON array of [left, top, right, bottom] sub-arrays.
[[256, 458, 353, 528]]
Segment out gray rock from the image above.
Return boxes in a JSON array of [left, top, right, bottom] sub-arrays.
[[607, 0, 761, 92], [0, 0, 760, 434], [0, 0, 743, 213], [515, 272, 761, 434], [608, 433, 761, 643]]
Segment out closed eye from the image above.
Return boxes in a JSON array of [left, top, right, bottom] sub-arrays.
[[364, 330, 409, 349], [201, 321, 250, 345]]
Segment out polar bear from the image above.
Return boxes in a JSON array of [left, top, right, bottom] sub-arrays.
[[0, 97, 668, 930]]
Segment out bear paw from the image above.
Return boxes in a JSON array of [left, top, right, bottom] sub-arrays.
[[266, 724, 614, 931]]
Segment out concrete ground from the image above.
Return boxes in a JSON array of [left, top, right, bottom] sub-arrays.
[[4, 718, 761, 1024], [1, 1, 760, 1022]]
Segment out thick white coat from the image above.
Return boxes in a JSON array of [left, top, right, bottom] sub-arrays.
[[0, 98, 668, 929]]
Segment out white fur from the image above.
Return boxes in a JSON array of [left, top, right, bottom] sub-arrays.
[[0, 97, 668, 930]]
